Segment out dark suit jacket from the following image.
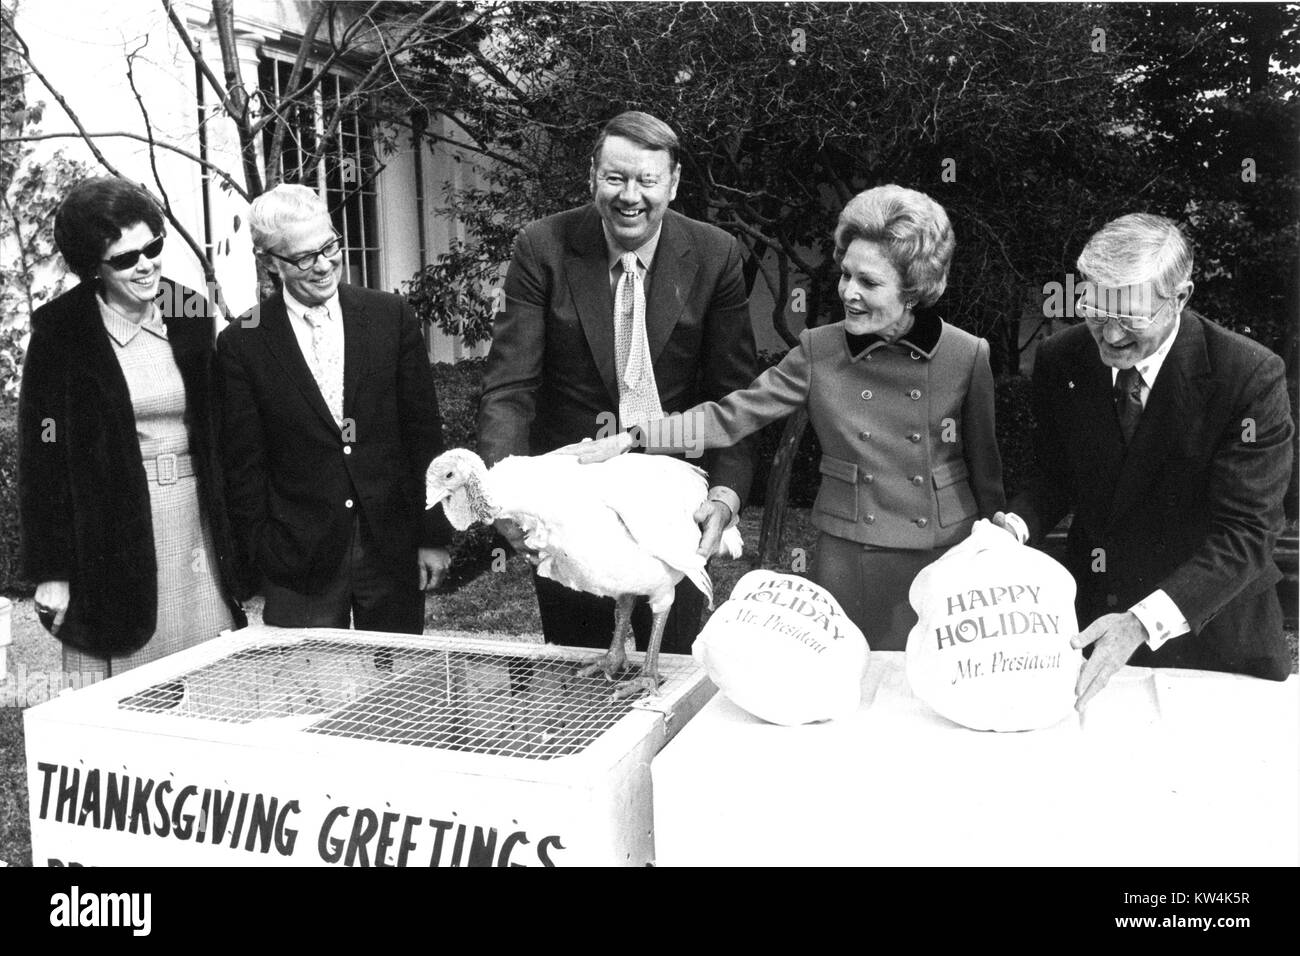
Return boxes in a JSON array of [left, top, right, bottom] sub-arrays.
[[217, 284, 451, 596], [477, 204, 758, 501], [1010, 310, 1294, 679], [18, 278, 247, 657]]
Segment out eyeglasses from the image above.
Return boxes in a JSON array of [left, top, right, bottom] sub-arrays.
[[102, 233, 165, 271], [268, 234, 343, 272], [1077, 297, 1174, 332]]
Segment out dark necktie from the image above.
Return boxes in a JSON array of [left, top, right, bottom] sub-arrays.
[[1114, 366, 1144, 444]]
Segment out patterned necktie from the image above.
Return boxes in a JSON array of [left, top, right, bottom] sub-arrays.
[[613, 251, 663, 429], [1115, 366, 1144, 444], [304, 305, 344, 425]]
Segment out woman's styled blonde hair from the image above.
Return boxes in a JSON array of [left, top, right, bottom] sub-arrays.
[[833, 185, 956, 308]]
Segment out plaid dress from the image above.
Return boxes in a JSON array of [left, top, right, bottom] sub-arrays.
[[62, 300, 234, 678]]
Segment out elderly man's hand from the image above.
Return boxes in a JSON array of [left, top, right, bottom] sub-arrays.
[[34, 579, 70, 635], [1071, 612, 1149, 710], [694, 499, 733, 559]]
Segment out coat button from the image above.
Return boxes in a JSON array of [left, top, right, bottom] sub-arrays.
[[910, 351, 922, 360], [859, 430, 871, 440], [862, 473, 874, 484], [343, 446, 352, 455], [908, 432, 921, 443], [911, 475, 923, 486], [345, 499, 354, 509], [909, 388, 922, 400], [915, 517, 928, 528], [860, 389, 873, 400], [863, 514, 875, 524]]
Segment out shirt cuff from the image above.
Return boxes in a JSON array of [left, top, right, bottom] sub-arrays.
[[1002, 512, 1029, 545], [1130, 589, 1191, 652], [707, 486, 741, 528]]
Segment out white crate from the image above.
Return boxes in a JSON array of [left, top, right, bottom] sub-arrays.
[[25, 625, 714, 867]]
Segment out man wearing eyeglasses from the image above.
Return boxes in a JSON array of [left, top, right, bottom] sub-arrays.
[[217, 184, 453, 633], [477, 110, 757, 655], [996, 213, 1294, 708]]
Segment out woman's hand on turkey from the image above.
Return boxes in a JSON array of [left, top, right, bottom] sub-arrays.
[[550, 432, 633, 464], [34, 579, 70, 635]]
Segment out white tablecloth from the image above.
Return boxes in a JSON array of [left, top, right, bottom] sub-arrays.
[[652, 652, 1299, 866]]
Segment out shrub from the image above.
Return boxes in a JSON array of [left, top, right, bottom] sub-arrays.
[[429, 356, 500, 585], [994, 374, 1036, 501], [431, 356, 485, 452]]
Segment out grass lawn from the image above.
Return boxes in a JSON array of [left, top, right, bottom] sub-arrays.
[[1, 506, 1295, 866]]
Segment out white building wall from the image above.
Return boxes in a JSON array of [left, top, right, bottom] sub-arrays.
[[12, 0, 480, 362]]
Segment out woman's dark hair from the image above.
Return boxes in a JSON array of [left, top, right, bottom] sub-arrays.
[[53, 176, 165, 281]]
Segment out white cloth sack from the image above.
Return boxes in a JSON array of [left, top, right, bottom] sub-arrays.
[[905, 520, 1082, 731], [693, 570, 868, 725]]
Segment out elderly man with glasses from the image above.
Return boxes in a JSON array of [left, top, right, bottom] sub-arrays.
[[216, 184, 453, 633], [996, 213, 1294, 708]]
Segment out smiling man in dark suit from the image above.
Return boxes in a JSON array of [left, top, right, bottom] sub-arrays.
[[477, 110, 758, 654], [998, 213, 1294, 708], [218, 184, 452, 632]]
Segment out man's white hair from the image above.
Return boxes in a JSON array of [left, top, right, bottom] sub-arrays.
[[249, 184, 329, 254], [1076, 213, 1193, 299]]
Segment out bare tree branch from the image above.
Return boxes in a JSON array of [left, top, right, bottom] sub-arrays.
[[266, 1, 327, 187], [2, 132, 249, 200]]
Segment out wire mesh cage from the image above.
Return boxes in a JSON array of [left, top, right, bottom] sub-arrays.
[[117, 634, 699, 760], [25, 626, 715, 867]]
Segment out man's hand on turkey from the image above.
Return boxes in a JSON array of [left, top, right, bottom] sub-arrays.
[[550, 432, 634, 464]]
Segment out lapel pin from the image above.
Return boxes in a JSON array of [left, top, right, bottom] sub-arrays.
[[1067, 380, 1075, 389]]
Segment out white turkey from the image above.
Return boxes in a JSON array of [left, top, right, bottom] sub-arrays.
[[425, 449, 743, 698]]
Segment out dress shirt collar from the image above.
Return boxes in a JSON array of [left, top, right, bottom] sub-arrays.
[[284, 287, 342, 326], [602, 222, 663, 276], [98, 294, 166, 347], [1109, 315, 1181, 390]]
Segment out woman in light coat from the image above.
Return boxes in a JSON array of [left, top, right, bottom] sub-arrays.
[[564, 185, 1005, 649]]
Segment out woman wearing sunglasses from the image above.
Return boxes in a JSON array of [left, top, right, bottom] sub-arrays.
[[17, 176, 246, 677]]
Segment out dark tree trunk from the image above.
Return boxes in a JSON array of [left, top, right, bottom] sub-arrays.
[[757, 407, 810, 568]]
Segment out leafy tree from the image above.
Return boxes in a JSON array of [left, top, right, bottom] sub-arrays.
[[0, 0, 90, 399], [404, 1, 1150, 559], [1108, 4, 1299, 355], [407, 2, 1146, 370], [1109, 4, 1300, 518]]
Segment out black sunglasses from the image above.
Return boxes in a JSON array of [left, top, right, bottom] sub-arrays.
[[102, 233, 165, 271]]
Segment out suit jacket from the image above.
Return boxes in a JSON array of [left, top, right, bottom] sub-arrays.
[[217, 284, 452, 596], [18, 278, 247, 657], [1010, 311, 1294, 679], [477, 204, 758, 501], [644, 310, 1006, 548]]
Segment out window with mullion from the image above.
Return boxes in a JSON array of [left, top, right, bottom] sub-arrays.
[[259, 59, 381, 289]]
